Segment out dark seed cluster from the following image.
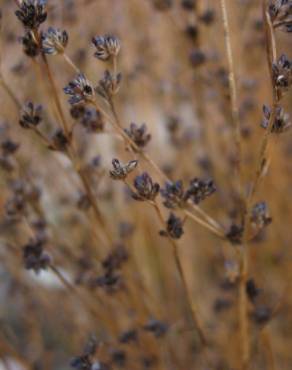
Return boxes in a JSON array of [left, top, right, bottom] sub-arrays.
[[160, 213, 184, 239], [109, 158, 138, 180], [131, 172, 160, 201]]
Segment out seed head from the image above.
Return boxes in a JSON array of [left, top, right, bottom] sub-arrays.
[[160, 213, 184, 239], [250, 202, 272, 229], [64, 73, 95, 105], [262, 104, 291, 133], [92, 35, 120, 61], [272, 54, 292, 97], [124, 123, 151, 151], [109, 158, 138, 180], [15, 0, 47, 29], [22, 30, 40, 57], [132, 172, 160, 201], [160, 180, 186, 209], [42, 27, 69, 55], [96, 70, 122, 99], [19, 102, 43, 128], [23, 238, 51, 273], [185, 178, 216, 204]]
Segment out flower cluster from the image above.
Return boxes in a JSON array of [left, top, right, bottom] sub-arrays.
[[250, 202, 272, 229], [42, 27, 69, 55], [64, 74, 94, 105], [92, 35, 120, 61], [96, 70, 122, 100], [185, 178, 216, 204], [109, 159, 138, 180], [269, 0, 292, 32], [160, 180, 186, 209], [261, 104, 291, 133], [272, 54, 292, 97], [15, 0, 47, 29], [124, 123, 151, 151], [71, 106, 104, 133], [0, 139, 19, 172], [131, 172, 160, 201], [160, 213, 184, 239], [22, 31, 40, 57], [23, 238, 51, 273], [93, 245, 128, 293], [19, 102, 43, 129]]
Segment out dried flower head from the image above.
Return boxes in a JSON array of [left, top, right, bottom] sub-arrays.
[[64, 73, 95, 105], [124, 123, 151, 151], [272, 54, 292, 96], [160, 180, 186, 209], [49, 129, 69, 151], [42, 27, 69, 55], [181, 0, 196, 10], [160, 213, 184, 239], [262, 104, 291, 133], [70, 336, 97, 370], [143, 319, 169, 338], [132, 172, 160, 201], [96, 70, 122, 99], [71, 107, 104, 133], [22, 30, 40, 57], [19, 102, 43, 128], [92, 35, 120, 61], [185, 178, 216, 204], [246, 278, 261, 303], [15, 0, 47, 29], [250, 202, 272, 229], [1, 139, 20, 156], [269, 0, 292, 29], [23, 238, 51, 273], [226, 224, 243, 245], [152, 0, 173, 11], [109, 158, 138, 180]]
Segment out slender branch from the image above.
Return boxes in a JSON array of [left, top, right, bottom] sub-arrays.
[[151, 201, 207, 347], [220, 0, 243, 203]]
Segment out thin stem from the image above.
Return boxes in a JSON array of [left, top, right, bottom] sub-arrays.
[[63, 53, 80, 73], [184, 209, 226, 239], [0, 75, 22, 110], [41, 53, 70, 135], [219, 0, 243, 204], [152, 202, 207, 347]]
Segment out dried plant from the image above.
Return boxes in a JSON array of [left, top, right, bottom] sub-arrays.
[[0, 1, 292, 370]]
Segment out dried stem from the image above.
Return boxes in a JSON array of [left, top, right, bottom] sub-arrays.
[[151, 201, 207, 347]]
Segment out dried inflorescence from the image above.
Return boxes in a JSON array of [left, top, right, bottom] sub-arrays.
[[71, 106, 104, 133], [49, 129, 69, 151], [23, 238, 51, 273], [92, 245, 128, 293], [131, 172, 160, 201], [42, 27, 69, 55], [262, 104, 291, 133], [269, 0, 292, 32], [143, 319, 169, 338], [272, 54, 292, 96], [185, 178, 216, 205], [19, 102, 43, 129], [96, 70, 122, 100], [15, 0, 47, 29], [250, 202, 272, 229], [64, 73, 95, 105], [109, 158, 138, 180], [226, 224, 243, 245], [70, 336, 98, 370], [160, 213, 184, 239], [160, 180, 186, 209], [152, 0, 173, 11], [92, 35, 120, 61], [22, 30, 40, 57], [124, 123, 151, 151]]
